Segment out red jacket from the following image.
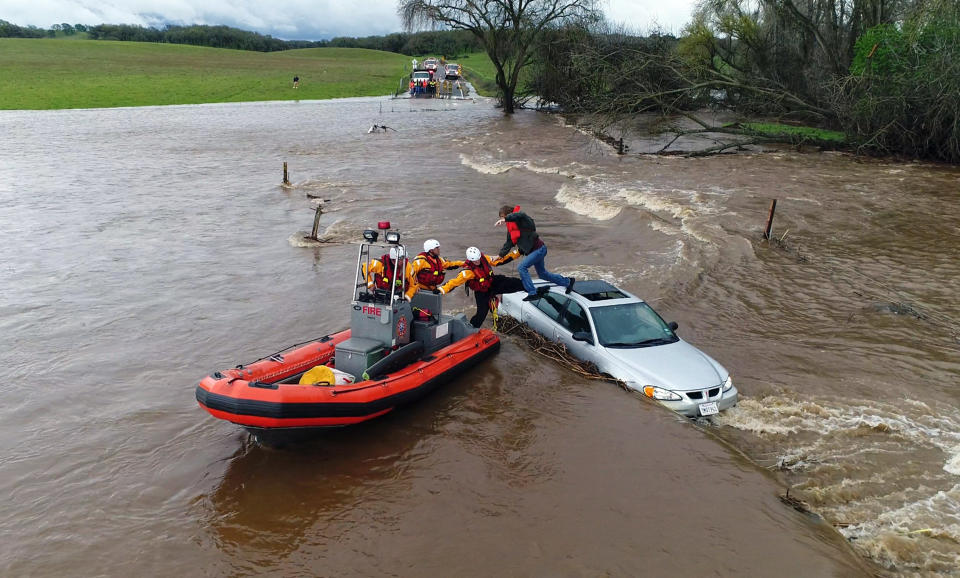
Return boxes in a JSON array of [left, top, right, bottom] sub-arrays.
[[506, 204, 521, 244]]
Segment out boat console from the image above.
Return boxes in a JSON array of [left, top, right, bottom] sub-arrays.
[[335, 222, 476, 380]]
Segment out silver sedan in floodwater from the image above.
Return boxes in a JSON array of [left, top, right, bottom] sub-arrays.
[[498, 280, 737, 417]]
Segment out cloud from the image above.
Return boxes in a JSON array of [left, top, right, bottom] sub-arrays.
[[603, 0, 697, 35], [4, 0, 696, 40]]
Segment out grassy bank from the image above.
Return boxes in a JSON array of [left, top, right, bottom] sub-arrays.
[[738, 122, 846, 144], [0, 38, 411, 109], [458, 52, 498, 97]]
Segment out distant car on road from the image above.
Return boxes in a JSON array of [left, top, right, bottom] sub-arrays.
[[444, 63, 462, 79], [498, 279, 738, 417], [423, 58, 439, 71], [410, 70, 433, 97]]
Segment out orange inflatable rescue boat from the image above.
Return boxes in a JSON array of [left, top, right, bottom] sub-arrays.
[[196, 223, 500, 435]]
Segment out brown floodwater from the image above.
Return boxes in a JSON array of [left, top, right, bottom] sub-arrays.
[[1, 94, 957, 576]]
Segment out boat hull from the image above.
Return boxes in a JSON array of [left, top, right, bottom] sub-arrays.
[[196, 329, 500, 429]]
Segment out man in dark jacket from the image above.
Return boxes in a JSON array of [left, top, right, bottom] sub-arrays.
[[496, 205, 574, 302]]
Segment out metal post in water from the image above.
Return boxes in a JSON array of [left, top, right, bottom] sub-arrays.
[[283, 162, 290, 185], [763, 199, 778, 240]]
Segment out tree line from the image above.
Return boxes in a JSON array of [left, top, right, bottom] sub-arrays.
[[0, 20, 483, 57], [524, 0, 959, 162]]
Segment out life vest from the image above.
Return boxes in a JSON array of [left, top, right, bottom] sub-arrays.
[[377, 255, 406, 290], [507, 205, 522, 243], [464, 256, 493, 292], [416, 252, 446, 287]]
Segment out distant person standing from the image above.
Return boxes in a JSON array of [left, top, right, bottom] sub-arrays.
[[412, 58, 418, 70], [293, 75, 299, 88]]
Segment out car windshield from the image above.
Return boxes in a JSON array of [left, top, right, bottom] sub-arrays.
[[590, 302, 678, 347]]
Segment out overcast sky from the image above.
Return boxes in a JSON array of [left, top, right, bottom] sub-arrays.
[[1, 0, 699, 40]]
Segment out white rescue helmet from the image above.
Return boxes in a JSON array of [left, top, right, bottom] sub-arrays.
[[424, 239, 440, 252], [389, 246, 405, 260], [465, 246, 482, 262]]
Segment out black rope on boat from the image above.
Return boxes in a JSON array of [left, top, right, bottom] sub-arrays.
[[248, 381, 279, 390]]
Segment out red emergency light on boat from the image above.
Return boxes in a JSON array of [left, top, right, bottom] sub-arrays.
[[378, 221, 391, 230]]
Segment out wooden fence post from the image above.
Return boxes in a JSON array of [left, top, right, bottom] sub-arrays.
[[307, 204, 323, 241], [763, 199, 777, 240]]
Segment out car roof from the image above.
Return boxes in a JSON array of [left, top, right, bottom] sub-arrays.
[[569, 280, 635, 301], [522, 279, 641, 308]]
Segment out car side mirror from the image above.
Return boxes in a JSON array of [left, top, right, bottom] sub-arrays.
[[572, 331, 594, 345], [668, 321, 679, 331]]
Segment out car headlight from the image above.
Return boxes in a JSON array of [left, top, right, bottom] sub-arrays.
[[722, 375, 733, 392], [642, 385, 682, 401]]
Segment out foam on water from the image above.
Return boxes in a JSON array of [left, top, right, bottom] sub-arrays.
[[526, 161, 585, 178], [716, 392, 960, 574], [459, 152, 526, 174], [717, 394, 960, 460], [549, 265, 624, 287], [617, 188, 723, 246], [551, 177, 726, 252], [614, 187, 702, 220], [554, 182, 622, 220], [288, 232, 323, 248], [784, 196, 824, 206], [648, 219, 683, 238], [839, 484, 960, 573], [287, 218, 361, 246], [945, 445, 960, 475]]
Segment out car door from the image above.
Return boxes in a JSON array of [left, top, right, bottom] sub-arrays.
[[521, 292, 565, 338], [556, 299, 601, 365], [522, 294, 599, 365]]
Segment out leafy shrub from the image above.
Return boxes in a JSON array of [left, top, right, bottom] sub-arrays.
[[842, 19, 960, 162]]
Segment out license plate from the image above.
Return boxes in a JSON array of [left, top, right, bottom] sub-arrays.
[[699, 402, 719, 416]]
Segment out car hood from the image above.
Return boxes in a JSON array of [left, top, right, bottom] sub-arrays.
[[610, 339, 727, 391]]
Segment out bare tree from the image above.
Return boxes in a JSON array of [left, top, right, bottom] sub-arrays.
[[689, 0, 910, 116], [398, 0, 601, 113]]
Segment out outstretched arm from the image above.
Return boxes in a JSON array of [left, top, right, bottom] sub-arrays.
[[497, 232, 514, 258], [490, 248, 520, 267], [438, 270, 473, 294]]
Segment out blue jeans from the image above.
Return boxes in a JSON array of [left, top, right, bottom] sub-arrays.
[[518, 244, 570, 295]]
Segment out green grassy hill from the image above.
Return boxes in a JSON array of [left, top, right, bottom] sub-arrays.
[[457, 52, 497, 97], [0, 38, 412, 109]]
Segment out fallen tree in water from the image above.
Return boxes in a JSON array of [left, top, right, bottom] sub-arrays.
[[651, 119, 847, 157], [495, 314, 622, 384], [528, 2, 959, 162]]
